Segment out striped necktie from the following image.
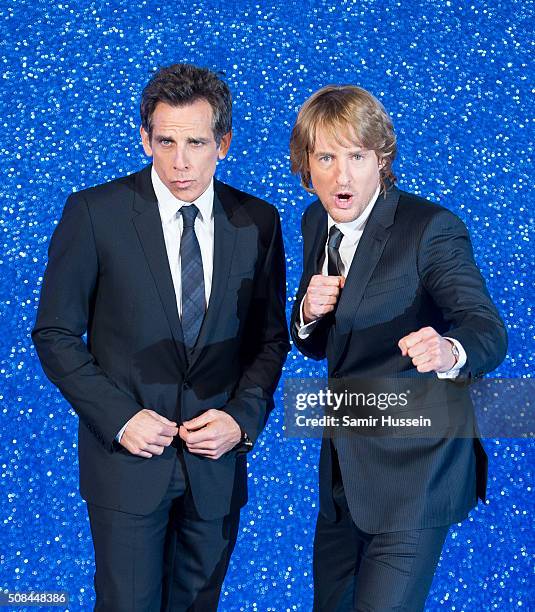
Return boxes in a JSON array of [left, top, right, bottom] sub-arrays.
[[180, 204, 205, 350]]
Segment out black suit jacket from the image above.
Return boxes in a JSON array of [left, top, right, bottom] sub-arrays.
[[291, 186, 507, 533], [33, 165, 290, 520]]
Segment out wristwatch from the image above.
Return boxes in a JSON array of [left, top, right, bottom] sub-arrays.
[[236, 429, 253, 452], [447, 339, 460, 366]]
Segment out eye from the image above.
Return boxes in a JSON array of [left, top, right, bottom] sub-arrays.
[[352, 153, 363, 160], [190, 140, 206, 147], [159, 138, 172, 147], [319, 155, 332, 162]]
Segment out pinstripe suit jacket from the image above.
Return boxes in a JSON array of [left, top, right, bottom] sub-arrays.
[[290, 185, 507, 533]]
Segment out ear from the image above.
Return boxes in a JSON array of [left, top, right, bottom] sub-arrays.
[[140, 126, 153, 157], [217, 132, 232, 160], [378, 156, 386, 169]]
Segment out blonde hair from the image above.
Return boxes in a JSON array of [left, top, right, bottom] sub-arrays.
[[290, 85, 397, 193]]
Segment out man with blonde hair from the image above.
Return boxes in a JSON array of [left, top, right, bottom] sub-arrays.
[[290, 85, 507, 610]]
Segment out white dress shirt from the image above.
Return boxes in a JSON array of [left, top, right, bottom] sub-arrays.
[[153, 167, 214, 315], [117, 168, 216, 442], [296, 187, 466, 379]]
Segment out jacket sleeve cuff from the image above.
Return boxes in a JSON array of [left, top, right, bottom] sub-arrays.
[[296, 296, 320, 339]]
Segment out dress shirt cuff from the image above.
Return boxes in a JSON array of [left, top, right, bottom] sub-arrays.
[[296, 296, 319, 339], [115, 419, 132, 443], [436, 337, 467, 379]]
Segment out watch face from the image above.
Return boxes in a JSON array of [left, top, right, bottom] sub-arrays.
[[239, 430, 253, 448]]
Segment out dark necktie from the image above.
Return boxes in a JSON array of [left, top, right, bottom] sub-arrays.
[[180, 204, 205, 349], [327, 225, 344, 276]]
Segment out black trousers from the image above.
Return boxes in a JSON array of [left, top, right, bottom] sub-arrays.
[[313, 449, 449, 612], [87, 454, 239, 612]]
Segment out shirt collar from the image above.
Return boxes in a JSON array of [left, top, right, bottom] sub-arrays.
[[151, 166, 214, 224], [327, 185, 380, 242]]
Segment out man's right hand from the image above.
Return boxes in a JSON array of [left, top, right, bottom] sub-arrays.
[[119, 409, 178, 458], [302, 275, 345, 324]]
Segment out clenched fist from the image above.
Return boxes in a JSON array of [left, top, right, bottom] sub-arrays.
[[303, 274, 345, 324], [398, 326, 458, 373]]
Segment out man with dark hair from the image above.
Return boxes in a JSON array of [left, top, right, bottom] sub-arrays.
[[289, 85, 507, 610], [33, 63, 290, 611]]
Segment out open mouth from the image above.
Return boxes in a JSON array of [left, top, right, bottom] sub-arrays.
[[334, 192, 353, 208]]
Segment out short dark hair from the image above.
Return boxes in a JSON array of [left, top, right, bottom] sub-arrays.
[[140, 63, 232, 144]]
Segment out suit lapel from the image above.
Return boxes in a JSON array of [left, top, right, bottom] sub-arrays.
[[131, 165, 188, 367], [330, 186, 400, 371], [187, 180, 238, 369], [309, 210, 328, 277]]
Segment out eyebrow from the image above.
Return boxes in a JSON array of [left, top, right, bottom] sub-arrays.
[[186, 136, 211, 144], [313, 148, 365, 156], [155, 134, 175, 142], [154, 135, 211, 144]]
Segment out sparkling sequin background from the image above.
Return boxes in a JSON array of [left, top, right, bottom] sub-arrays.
[[0, 0, 533, 609]]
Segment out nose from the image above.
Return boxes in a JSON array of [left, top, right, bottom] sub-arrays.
[[335, 159, 350, 186], [173, 146, 190, 171]]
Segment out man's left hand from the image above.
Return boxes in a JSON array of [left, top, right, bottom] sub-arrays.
[[179, 409, 242, 459], [398, 326, 457, 373]]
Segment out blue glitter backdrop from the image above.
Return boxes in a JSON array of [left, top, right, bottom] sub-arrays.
[[1, 0, 533, 609]]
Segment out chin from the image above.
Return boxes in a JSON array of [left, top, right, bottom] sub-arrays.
[[171, 188, 198, 203], [329, 208, 359, 223]]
